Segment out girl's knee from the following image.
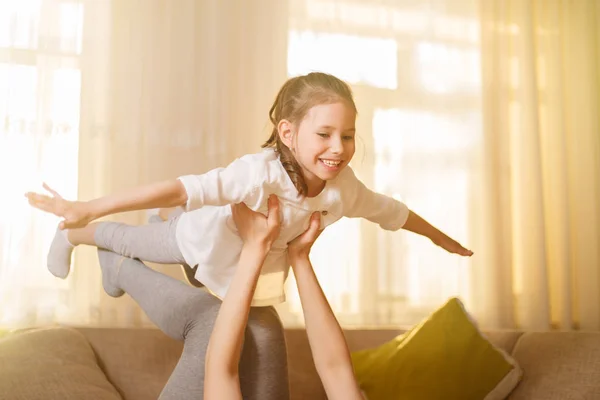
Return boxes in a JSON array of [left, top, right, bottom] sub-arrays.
[[94, 222, 133, 255]]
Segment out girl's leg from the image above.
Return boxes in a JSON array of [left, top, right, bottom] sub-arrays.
[[47, 221, 105, 278], [47, 216, 185, 279], [147, 207, 203, 288], [98, 249, 290, 400], [94, 217, 185, 264]]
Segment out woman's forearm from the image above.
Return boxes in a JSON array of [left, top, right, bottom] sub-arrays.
[[87, 179, 188, 220], [291, 256, 362, 400], [205, 245, 268, 380]]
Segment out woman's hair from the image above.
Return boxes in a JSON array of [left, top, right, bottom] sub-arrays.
[[262, 72, 357, 196]]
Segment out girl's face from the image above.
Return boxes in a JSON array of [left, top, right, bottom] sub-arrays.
[[280, 101, 356, 196]]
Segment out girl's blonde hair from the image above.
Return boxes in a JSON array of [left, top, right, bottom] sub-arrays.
[[262, 72, 357, 196]]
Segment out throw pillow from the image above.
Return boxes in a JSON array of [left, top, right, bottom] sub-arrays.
[[351, 297, 522, 400], [0, 327, 122, 399]]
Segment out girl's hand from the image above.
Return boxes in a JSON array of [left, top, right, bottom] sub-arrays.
[[230, 194, 281, 249], [432, 233, 473, 257], [288, 212, 323, 260], [25, 183, 93, 230]]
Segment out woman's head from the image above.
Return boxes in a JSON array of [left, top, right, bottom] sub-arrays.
[[262, 72, 357, 197]]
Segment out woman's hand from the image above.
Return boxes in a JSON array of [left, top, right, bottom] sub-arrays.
[[230, 194, 281, 249], [288, 211, 323, 261], [25, 183, 93, 230]]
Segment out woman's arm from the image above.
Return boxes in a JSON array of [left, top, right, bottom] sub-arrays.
[[204, 245, 269, 400], [25, 180, 188, 229], [288, 213, 363, 400], [204, 195, 281, 400]]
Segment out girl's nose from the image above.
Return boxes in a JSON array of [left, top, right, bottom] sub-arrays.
[[330, 138, 343, 154]]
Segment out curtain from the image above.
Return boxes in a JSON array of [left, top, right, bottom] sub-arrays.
[[2, 0, 599, 331], [280, 0, 484, 327], [76, 0, 289, 326], [1, 0, 85, 327], [477, 0, 600, 330], [1, 0, 288, 328], [280, 0, 600, 331]]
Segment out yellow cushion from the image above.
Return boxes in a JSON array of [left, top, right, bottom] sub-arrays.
[[351, 297, 522, 400]]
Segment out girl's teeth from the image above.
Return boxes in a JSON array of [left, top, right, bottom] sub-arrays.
[[322, 160, 340, 167]]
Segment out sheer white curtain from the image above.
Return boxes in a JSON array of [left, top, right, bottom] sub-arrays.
[[3, 0, 598, 331], [278, 0, 483, 327], [76, 0, 288, 326], [279, 0, 600, 331], [1, 0, 288, 328], [1, 0, 85, 327], [477, 0, 600, 331]]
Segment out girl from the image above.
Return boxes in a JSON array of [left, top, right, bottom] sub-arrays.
[[26, 71, 472, 307], [205, 196, 363, 400]]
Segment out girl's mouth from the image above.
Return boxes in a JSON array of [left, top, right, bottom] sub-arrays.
[[319, 159, 343, 170]]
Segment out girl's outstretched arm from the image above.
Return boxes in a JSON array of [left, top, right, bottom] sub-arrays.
[[288, 213, 364, 400], [342, 168, 472, 257], [25, 180, 188, 229], [204, 195, 281, 400], [402, 210, 473, 256]]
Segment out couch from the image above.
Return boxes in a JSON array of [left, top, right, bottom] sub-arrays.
[[1, 326, 600, 399]]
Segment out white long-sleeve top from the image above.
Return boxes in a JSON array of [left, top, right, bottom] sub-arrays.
[[175, 148, 409, 306]]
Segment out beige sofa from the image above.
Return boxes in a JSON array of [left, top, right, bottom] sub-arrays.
[[2, 326, 600, 399]]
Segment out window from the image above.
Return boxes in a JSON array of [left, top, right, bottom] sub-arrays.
[[281, 0, 481, 327], [0, 0, 84, 326]]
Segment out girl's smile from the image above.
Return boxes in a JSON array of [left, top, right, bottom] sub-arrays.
[[287, 102, 356, 196]]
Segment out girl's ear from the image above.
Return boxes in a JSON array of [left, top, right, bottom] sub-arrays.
[[277, 119, 294, 150]]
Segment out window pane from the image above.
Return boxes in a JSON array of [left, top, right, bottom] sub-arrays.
[[0, 63, 38, 124], [288, 30, 398, 89], [0, 0, 84, 54], [416, 41, 481, 94], [0, 0, 41, 49]]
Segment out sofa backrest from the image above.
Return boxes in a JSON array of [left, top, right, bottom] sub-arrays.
[[78, 327, 183, 400], [74, 327, 600, 400]]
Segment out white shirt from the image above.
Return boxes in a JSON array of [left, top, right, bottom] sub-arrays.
[[176, 148, 409, 306]]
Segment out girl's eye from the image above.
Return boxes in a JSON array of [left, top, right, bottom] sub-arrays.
[[317, 133, 329, 138], [343, 135, 355, 141]]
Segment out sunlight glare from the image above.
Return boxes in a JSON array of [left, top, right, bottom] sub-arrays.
[[288, 30, 397, 89]]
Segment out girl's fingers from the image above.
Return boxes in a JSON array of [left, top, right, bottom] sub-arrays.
[[26, 192, 46, 204], [43, 183, 63, 199], [27, 194, 55, 213]]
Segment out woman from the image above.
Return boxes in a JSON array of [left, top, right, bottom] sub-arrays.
[[95, 220, 288, 399], [204, 195, 363, 400]]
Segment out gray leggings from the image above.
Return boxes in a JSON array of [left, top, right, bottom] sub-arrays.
[[95, 216, 187, 265], [95, 221, 290, 399]]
